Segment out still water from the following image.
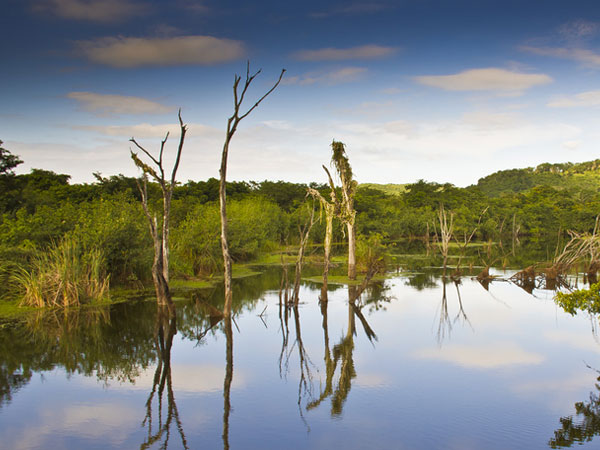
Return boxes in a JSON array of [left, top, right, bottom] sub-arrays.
[[1, 263, 599, 449]]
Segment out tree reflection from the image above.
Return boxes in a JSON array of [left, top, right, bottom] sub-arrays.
[[307, 284, 376, 416], [549, 367, 600, 448], [140, 305, 188, 450], [222, 315, 233, 450], [0, 303, 158, 407], [278, 298, 315, 426], [436, 278, 472, 346]]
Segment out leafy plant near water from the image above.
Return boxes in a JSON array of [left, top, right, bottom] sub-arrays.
[[356, 233, 388, 273], [555, 282, 600, 315], [13, 237, 109, 307]]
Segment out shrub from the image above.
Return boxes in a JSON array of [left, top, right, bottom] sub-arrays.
[[13, 237, 109, 307]]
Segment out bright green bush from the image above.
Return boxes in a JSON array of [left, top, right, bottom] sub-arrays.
[[172, 197, 286, 276]]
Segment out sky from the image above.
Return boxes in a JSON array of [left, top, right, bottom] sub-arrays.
[[3, 0, 600, 187]]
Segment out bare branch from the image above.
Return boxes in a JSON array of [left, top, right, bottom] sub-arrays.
[[238, 69, 286, 121], [171, 110, 187, 185], [130, 138, 161, 167]]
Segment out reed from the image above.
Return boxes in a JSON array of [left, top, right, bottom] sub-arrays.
[[13, 237, 109, 307]]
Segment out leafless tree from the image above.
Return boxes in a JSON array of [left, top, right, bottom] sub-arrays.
[[292, 199, 317, 304], [219, 63, 285, 317], [130, 111, 187, 307]]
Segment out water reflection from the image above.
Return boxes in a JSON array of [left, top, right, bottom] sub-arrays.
[[222, 316, 233, 450], [307, 285, 377, 417], [140, 306, 188, 450], [549, 367, 600, 448], [436, 279, 472, 345], [0, 304, 157, 408]]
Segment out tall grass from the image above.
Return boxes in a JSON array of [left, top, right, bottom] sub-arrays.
[[13, 237, 110, 307]]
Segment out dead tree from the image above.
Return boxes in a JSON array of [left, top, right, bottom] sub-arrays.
[[435, 205, 454, 278], [330, 141, 358, 280], [307, 166, 339, 301], [219, 63, 285, 317], [130, 111, 187, 307], [292, 199, 317, 304]]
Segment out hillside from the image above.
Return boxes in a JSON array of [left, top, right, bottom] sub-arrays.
[[359, 183, 407, 196], [475, 160, 600, 197]]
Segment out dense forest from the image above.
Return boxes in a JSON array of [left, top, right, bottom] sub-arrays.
[[3, 137, 600, 304]]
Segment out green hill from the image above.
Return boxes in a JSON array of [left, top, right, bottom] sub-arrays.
[[475, 160, 600, 197], [359, 183, 407, 196]]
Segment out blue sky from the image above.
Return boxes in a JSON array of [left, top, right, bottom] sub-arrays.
[[3, 0, 600, 186]]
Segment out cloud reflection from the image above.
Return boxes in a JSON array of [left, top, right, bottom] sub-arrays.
[[414, 342, 544, 369]]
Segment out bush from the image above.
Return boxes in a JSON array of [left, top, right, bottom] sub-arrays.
[[13, 237, 110, 308], [356, 233, 388, 273], [172, 197, 285, 276]]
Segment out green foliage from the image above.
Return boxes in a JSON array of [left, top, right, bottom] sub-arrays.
[[12, 236, 110, 308], [555, 282, 600, 316], [356, 233, 388, 273], [0, 140, 22, 175], [172, 197, 285, 276]]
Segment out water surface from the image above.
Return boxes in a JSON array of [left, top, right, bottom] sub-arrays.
[[1, 264, 599, 449]]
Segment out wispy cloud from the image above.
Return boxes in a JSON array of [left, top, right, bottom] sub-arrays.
[[32, 0, 147, 23], [547, 89, 600, 108], [559, 19, 600, 43], [78, 35, 245, 68], [74, 122, 221, 138], [414, 68, 552, 92], [521, 46, 600, 67], [284, 67, 367, 85], [311, 2, 392, 19], [292, 45, 397, 61], [67, 92, 174, 115], [177, 0, 209, 13]]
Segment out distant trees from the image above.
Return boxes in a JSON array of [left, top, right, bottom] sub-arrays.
[[0, 140, 22, 176]]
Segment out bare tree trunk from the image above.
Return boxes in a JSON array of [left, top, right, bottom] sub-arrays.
[[308, 172, 337, 301], [321, 212, 333, 301], [219, 137, 234, 317], [219, 64, 285, 317], [130, 111, 186, 306], [293, 202, 316, 304], [347, 221, 356, 280]]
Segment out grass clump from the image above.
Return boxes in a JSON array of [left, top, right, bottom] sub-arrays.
[[13, 237, 109, 308]]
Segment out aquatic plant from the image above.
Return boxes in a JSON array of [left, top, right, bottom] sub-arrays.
[[13, 237, 109, 307]]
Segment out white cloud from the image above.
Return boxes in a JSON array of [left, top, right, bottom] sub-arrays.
[[75, 122, 221, 138], [311, 2, 392, 18], [292, 45, 397, 61], [104, 364, 246, 392], [414, 342, 544, 369], [563, 140, 582, 150], [415, 68, 552, 92], [559, 20, 600, 42], [78, 35, 245, 68], [33, 0, 146, 23], [548, 90, 600, 108], [284, 67, 367, 85], [67, 92, 174, 115], [521, 46, 600, 67]]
